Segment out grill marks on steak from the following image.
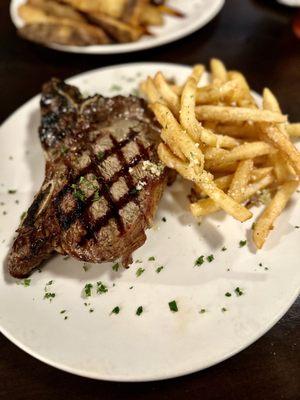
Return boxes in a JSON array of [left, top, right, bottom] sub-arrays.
[[8, 78, 167, 278]]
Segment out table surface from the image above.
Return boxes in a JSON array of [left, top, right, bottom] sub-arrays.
[[0, 0, 299, 399]]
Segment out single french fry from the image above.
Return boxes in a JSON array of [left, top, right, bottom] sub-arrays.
[[227, 160, 254, 200], [190, 64, 205, 81], [261, 124, 300, 175], [210, 58, 227, 84], [263, 88, 281, 113], [212, 122, 259, 139], [196, 105, 287, 124], [269, 152, 294, 183], [287, 123, 300, 137], [204, 142, 275, 170], [153, 72, 180, 116], [140, 77, 166, 104], [158, 4, 184, 17], [253, 180, 299, 248], [227, 71, 257, 108]]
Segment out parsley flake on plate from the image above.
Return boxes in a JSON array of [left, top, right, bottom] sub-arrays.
[[112, 263, 119, 272], [111, 306, 120, 315], [225, 292, 232, 297], [136, 306, 143, 316], [84, 283, 93, 297], [8, 189, 17, 194], [199, 309, 206, 314], [195, 255, 204, 266], [20, 278, 31, 287], [156, 266, 164, 273], [206, 254, 214, 263], [136, 267, 145, 277], [221, 246, 227, 251], [168, 300, 178, 312], [221, 307, 227, 312], [44, 292, 55, 300], [235, 287, 244, 296], [162, 217, 167, 222], [239, 240, 247, 247], [96, 281, 108, 294], [148, 256, 155, 261]]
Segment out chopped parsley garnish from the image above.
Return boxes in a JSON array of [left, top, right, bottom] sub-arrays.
[[89, 308, 94, 313], [46, 280, 53, 286], [64, 316, 68, 320], [84, 283, 93, 297], [239, 240, 247, 247], [264, 267, 269, 271], [168, 300, 178, 312], [234, 287, 244, 296], [20, 278, 31, 287], [156, 266, 164, 273], [96, 281, 108, 294], [295, 226, 300, 229], [93, 191, 100, 202], [195, 255, 204, 266], [136, 306, 143, 316], [259, 262, 263, 267], [97, 151, 105, 161], [110, 84, 122, 92], [135, 259, 143, 263], [162, 217, 167, 222], [8, 189, 17, 194], [221, 246, 227, 252], [225, 292, 232, 297], [221, 307, 227, 312], [112, 263, 119, 272], [129, 286, 134, 290], [60, 310, 66, 314], [71, 184, 85, 202], [111, 306, 120, 315], [44, 292, 55, 300], [206, 254, 214, 263], [199, 308, 206, 314], [148, 256, 155, 261], [136, 267, 145, 277]]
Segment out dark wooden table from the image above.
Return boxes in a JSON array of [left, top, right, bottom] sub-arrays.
[[1, 0, 299, 399]]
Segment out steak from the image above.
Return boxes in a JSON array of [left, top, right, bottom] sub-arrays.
[[8, 78, 167, 278]]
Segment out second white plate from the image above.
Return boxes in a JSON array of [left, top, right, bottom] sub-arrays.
[[10, 0, 224, 54]]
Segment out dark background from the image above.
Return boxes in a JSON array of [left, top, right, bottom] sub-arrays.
[[0, 0, 299, 399]]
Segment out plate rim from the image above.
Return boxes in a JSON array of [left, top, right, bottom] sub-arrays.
[[9, 0, 225, 54], [0, 62, 299, 382]]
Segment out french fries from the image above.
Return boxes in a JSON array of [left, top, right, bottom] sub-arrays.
[[253, 181, 298, 249], [18, 0, 184, 46], [140, 59, 300, 249]]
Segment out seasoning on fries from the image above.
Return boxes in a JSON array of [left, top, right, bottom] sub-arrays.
[[140, 59, 300, 249]]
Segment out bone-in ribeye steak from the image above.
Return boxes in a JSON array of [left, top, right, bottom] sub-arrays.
[[8, 78, 167, 278]]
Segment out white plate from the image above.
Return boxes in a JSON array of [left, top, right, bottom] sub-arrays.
[[277, 0, 300, 6], [0, 63, 299, 382], [10, 0, 224, 54]]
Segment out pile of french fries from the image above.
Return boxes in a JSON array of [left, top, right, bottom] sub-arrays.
[[18, 0, 183, 47], [140, 59, 300, 249]]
